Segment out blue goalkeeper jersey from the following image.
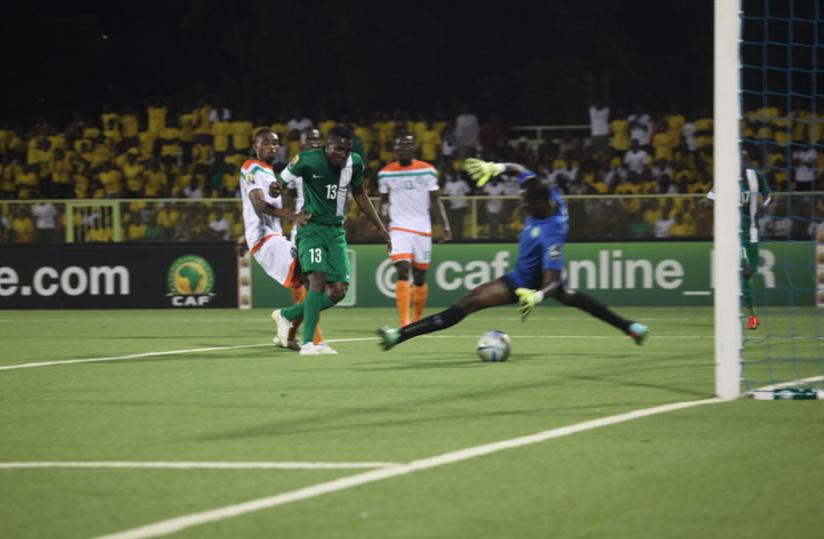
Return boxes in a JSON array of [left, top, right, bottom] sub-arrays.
[[505, 170, 569, 290]]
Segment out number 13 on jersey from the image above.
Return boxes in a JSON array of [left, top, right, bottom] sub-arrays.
[[309, 247, 323, 263]]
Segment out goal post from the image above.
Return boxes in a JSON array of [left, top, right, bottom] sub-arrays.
[[714, 0, 743, 399]]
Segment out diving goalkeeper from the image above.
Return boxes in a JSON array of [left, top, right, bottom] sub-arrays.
[[377, 159, 649, 350]]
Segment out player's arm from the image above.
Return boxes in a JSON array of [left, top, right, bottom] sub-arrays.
[[463, 159, 531, 187], [379, 192, 389, 220], [248, 188, 310, 225], [515, 270, 562, 321], [756, 171, 772, 207], [352, 184, 392, 252], [429, 190, 451, 242]]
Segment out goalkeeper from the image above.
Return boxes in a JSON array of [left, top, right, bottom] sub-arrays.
[[378, 159, 648, 350]]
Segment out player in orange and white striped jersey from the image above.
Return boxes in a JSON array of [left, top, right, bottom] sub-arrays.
[[378, 133, 451, 326]]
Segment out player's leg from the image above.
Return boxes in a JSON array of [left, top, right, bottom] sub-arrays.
[[390, 229, 413, 326], [742, 243, 760, 329], [275, 226, 335, 350], [394, 259, 412, 326], [412, 266, 428, 322], [545, 269, 648, 345], [255, 237, 304, 349], [411, 234, 432, 323], [378, 276, 514, 350]]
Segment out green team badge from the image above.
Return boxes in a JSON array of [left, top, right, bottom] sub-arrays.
[[167, 255, 215, 295]]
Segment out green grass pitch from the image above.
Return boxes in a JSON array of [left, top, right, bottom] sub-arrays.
[[0, 307, 822, 538]]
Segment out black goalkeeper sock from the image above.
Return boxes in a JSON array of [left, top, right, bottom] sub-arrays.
[[398, 305, 466, 343], [566, 292, 631, 333]]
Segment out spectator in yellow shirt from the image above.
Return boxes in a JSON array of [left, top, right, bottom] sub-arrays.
[[159, 120, 181, 165], [610, 109, 630, 152], [16, 164, 39, 199], [51, 148, 73, 198], [230, 114, 253, 152], [420, 120, 440, 162], [211, 117, 232, 157], [144, 162, 169, 198], [73, 170, 90, 199], [669, 212, 696, 237], [317, 112, 335, 138], [122, 151, 145, 197], [147, 97, 167, 135], [11, 205, 34, 243], [193, 134, 212, 175], [98, 163, 123, 198], [665, 106, 686, 147], [179, 106, 198, 164], [652, 121, 673, 161]]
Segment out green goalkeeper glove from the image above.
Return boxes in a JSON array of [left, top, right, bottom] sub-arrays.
[[515, 288, 544, 321], [463, 158, 503, 187]]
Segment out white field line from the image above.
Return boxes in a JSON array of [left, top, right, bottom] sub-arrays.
[[0, 333, 717, 372], [0, 461, 396, 470], [753, 374, 824, 392], [96, 397, 723, 539], [0, 344, 274, 371], [0, 333, 715, 372]]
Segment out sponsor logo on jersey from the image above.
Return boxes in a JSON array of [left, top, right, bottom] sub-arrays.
[[167, 255, 216, 306]]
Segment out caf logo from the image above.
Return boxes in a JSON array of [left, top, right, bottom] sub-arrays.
[[167, 255, 215, 306]]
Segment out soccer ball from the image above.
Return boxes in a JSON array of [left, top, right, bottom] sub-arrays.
[[476, 330, 511, 362]]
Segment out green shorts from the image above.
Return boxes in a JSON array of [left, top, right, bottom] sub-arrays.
[[296, 222, 351, 283]]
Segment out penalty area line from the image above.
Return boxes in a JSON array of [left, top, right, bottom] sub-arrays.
[[95, 397, 723, 539]]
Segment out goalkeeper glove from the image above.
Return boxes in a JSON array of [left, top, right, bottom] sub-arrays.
[[515, 288, 544, 321], [463, 158, 504, 187]]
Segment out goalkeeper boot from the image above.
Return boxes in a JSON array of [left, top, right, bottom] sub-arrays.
[[628, 322, 649, 346], [747, 314, 760, 330], [378, 326, 401, 351], [271, 309, 291, 348]]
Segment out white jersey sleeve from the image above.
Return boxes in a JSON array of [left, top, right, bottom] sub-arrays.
[[240, 160, 283, 249]]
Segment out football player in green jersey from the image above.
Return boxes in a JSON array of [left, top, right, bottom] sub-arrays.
[[273, 125, 391, 355], [707, 150, 772, 330]]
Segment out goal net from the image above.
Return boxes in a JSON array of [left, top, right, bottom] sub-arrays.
[[723, 0, 824, 399]]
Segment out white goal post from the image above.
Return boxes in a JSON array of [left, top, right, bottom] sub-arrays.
[[713, 0, 743, 399]]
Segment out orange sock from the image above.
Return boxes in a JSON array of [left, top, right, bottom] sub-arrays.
[[313, 326, 323, 345], [291, 286, 306, 303], [396, 280, 411, 326], [412, 283, 428, 322]]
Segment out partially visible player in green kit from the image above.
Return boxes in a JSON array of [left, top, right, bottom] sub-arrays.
[[273, 125, 391, 354], [708, 150, 772, 330]]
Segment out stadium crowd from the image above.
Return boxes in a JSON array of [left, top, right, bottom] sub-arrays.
[[1, 99, 822, 243]]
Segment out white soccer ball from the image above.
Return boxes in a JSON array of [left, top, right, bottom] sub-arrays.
[[476, 330, 511, 362]]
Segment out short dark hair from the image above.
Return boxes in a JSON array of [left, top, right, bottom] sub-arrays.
[[254, 128, 274, 143], [328, 124, 353, 140], [522, 177, 549, 202]]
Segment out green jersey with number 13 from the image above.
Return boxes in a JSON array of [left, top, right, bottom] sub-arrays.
[[279, 148, 365, 227]]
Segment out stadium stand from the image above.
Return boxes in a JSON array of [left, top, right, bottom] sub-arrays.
[[0, 102, 822, 243]]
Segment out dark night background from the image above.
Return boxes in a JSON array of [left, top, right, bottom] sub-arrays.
[[1, 1, 713, 126]]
